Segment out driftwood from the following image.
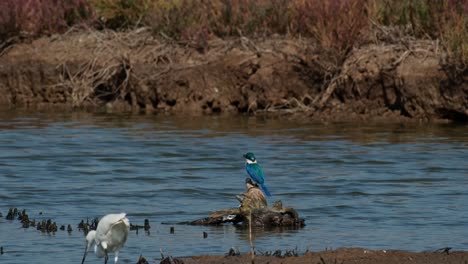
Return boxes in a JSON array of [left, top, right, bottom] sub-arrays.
[[190, 179, 304, 227]]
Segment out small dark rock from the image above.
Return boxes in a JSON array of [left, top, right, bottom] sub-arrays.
[[272, 249, 282, 257], [136, 255, 149, 264], [284, 248, 298, 257], [170, 227, 175, 234], [37, 219, 58, 233], [160, 256, 184, 264], [18, 209, 27, 221], [50, 222, 58, 232], [22, 220, 30, 228], [434, 247, 452, 255], [79, 218, 96, 235], [60, 225, 65, 230], [83, 224, 89, 235], [6, 208, 15, 220], [226, 247, 240, 256], [78, 219, 85, 229], [144, 219, 150, 230], [203, 232, 208, 238], [20, 212, 30, 228], [91, 217, 99, 230]]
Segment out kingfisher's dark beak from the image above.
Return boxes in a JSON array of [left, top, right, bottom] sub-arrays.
[[242, 154, 246, 158]]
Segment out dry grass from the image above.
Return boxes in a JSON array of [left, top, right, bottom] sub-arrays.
[[0, 0, 93, 40], [369, 0, 467, 67], [1, 0, 466, 78], [54, 56, 132, 108]]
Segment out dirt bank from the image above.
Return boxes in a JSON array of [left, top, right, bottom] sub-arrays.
[[0, 28, 466, 122], [176, 248, 467, 264]]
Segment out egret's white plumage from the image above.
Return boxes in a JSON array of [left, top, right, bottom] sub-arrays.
[[81, 213, 130, 264]]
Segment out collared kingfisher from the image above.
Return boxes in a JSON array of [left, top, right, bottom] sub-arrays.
[[243, 152, 271, 196]]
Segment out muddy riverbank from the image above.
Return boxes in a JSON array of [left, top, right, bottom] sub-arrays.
[[175, 248, 468, 264], [0, 28, 467, 122]]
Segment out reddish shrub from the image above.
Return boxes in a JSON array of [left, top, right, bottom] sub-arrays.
[[292, 0, 369, 61], [0, 0, 93, 40], [212, 0, 292, 36], [90, 0, 152, 29]]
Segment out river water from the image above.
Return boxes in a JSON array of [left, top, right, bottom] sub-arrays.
[[0, 111, 467, 263]]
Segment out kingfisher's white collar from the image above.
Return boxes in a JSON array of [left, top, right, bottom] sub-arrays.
[[246, 159, 257, 164]]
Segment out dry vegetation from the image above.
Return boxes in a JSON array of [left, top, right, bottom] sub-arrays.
[[1, 0, 466, 59], [0, 0, 466, 119], [1, 0, 465, 79]]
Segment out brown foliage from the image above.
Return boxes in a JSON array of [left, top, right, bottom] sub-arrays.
[[0, 0, 93, 40]]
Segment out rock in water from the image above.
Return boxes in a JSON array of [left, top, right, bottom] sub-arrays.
[[190, 178, 304, 227]]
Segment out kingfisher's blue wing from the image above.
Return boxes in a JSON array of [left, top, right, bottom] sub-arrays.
[[260, 183, 271, 196], [246, 163, 265, 185], [246, 163, 271, 196]]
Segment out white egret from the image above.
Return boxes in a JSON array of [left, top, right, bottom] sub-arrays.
[[81, 213, 130, 264]]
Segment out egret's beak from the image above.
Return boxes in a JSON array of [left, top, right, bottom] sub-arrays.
[[81, 243, 89, 264], [81, 251, 87, 264]]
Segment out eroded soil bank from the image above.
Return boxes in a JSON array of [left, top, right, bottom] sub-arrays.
[[0, 29, 466, 122]]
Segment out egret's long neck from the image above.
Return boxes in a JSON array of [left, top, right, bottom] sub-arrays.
[[246, 159, 257, 164], [85, 230, 96, 249]]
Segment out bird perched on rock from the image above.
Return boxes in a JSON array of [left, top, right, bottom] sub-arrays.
[[81, 213, 130, 264], [243, 152, 271, 196]]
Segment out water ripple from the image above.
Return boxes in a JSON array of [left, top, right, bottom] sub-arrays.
[[0, 113, 467, 263]]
